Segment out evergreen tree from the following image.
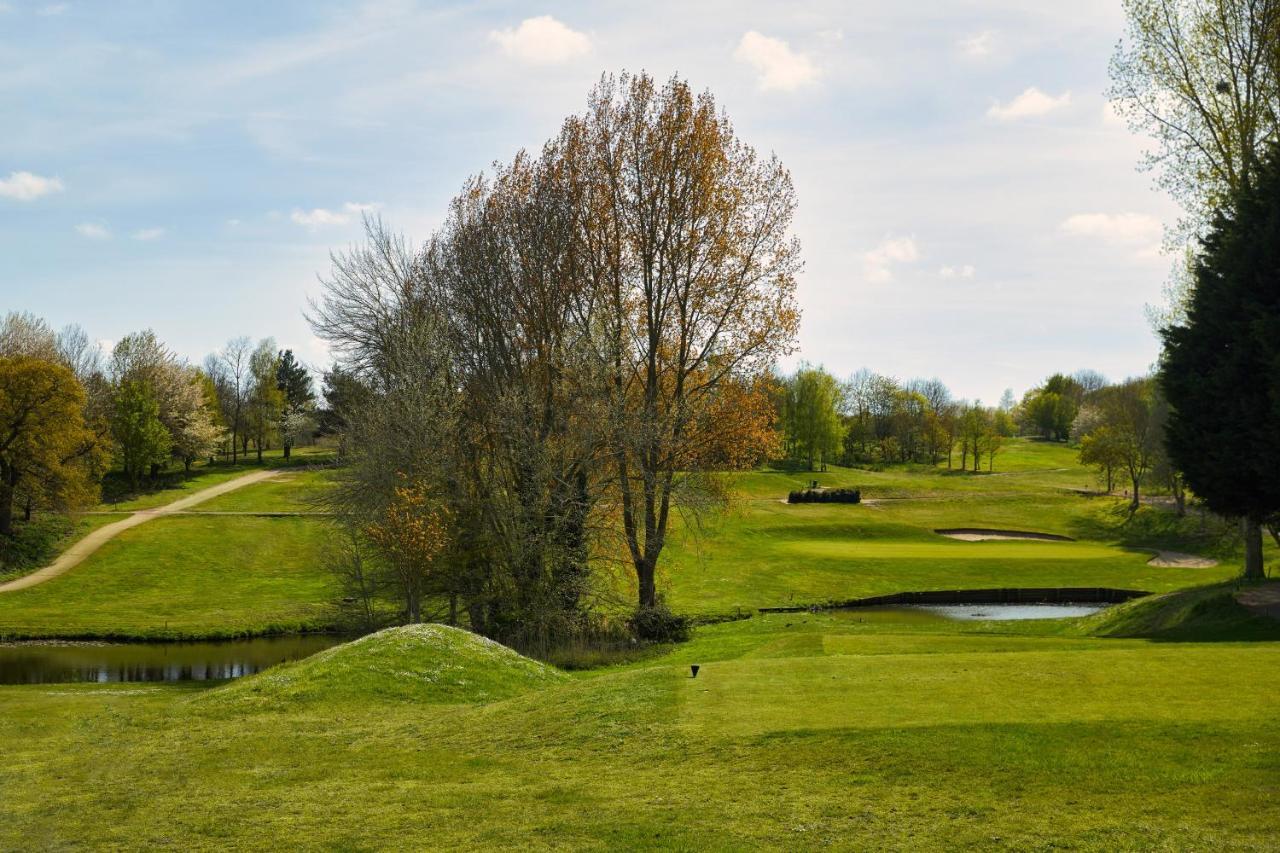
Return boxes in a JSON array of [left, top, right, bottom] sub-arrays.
[[1161, 145, 1280, 580]]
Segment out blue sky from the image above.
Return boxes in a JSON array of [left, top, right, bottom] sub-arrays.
[[0, 1, 1178, 402]]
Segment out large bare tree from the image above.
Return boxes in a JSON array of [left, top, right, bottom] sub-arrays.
[[568, 73, 801, 609]]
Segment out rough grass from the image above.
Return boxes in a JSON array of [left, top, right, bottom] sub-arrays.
[[205, 623, 566, 707], [1082, 581, 1280, 641]]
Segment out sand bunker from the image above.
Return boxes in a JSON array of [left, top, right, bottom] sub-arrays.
[[935, 528, 1075, 542], [1146, 550, 1218, 568]]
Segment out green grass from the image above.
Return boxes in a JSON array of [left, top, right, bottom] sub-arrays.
[[2, 438, 1278, 848], [1082, 580, 1280, 641], [0, 515, 339, 639], [1, 611, 1277, 849], [206, 623, 566, 707], [0, 513, 126, 581], [97, 445, 335, 511], [192, 466, 339, 513]]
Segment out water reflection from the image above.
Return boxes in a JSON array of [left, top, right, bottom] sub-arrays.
[[829, 603, 1109, 623], [0, 635, 344, 684]]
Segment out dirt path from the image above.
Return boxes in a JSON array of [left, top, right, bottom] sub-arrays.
[[0, 469, 282, 594]]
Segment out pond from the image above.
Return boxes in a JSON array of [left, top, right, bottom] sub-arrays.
[[829, 603, 1110, 623], [0, 634, 345, 685], [912, 603, 1109, 621]]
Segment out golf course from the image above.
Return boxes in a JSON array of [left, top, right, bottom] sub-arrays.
[[1, 439, 1277, 850]]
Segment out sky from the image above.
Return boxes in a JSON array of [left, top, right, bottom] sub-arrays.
[[0, 0, 1181, 403]]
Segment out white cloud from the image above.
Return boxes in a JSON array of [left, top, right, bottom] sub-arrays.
[[863, 236, 919, 282], [958, 30, 995, 58], [132, 227, 165, 241], [0, 170, 64, 201], [290, 201, 378, 227], [1060, 212, 1164, 259], [75, 223, 109, 239], [37, 3, 68, 15], [489, 16, 591, 65], [1060, 212, 1162, 245], [987, 87, 1071, 120], [939, 264, 976, 279], [734, 31, 820, 92]]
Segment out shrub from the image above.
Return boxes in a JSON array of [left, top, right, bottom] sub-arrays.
[[787, 488, 861, 504], [628, 603, 692, 643]]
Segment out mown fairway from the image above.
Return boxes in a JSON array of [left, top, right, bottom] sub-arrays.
[[651, 440, 1250, 614], [1, 439, 1277, 849]]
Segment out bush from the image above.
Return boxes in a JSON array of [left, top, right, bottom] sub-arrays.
[[628, 603, 692, 643], [787, 488, 861, 504]]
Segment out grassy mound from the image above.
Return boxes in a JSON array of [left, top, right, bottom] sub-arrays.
[[1083, 582, 1280, 642], [204, 624, 566, 708]]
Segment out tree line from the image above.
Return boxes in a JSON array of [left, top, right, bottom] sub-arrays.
[[774, 364, 1019, 472], [0, 312, 319, 541]]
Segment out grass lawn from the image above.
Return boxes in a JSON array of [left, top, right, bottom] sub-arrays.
[[97, 445, 335, 511], [0, 515, 339, 639], [1, 610, 1276, 849], [641, 439, 1265, 615], [192, 467, 339, 513]]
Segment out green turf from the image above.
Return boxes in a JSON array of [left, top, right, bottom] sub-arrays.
[[97, 446, 336, 511], [0, 515, 339, 639], [206, 623, 567, 708], [658, 438, 1271, 615], [1, 611, 1276, 849], [191, 467, 338, 513]]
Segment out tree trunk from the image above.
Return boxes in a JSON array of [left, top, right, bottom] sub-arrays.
[[1267, 521, 1280, 549], [23, 494, 32, 522], [283, 442, 292, 460], [637, 558, 657, 610], [1129, 477, 1140, 513], [184, 456, 192, 474], [256, 443, 263, 464], [1242, 514, 1265, 581], [448, 593, 458, 626], [406, 589, 421, 624], [0, 468, 14, 537]]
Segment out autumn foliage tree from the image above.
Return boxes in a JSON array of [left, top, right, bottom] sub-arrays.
[[364, 478, 452, 624], [0, 357, 101, 536], [570, 73, 801, 610]]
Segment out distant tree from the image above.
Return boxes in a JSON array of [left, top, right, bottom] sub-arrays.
[[786, 365, 845, 470], [210, 337, 251, 463], [1021, 374, 1084, 440], [111, 379, 171, 488], [275, 349, 314, 407], [275, 348, 315, 460], [1161, 144, 1280, 580], [247, 340, 282, 463], [1078, 424, 1126, 493], [1072, 369, 1109, 396], [0, 357, 101, 536], [317, 367, 368, 457]]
